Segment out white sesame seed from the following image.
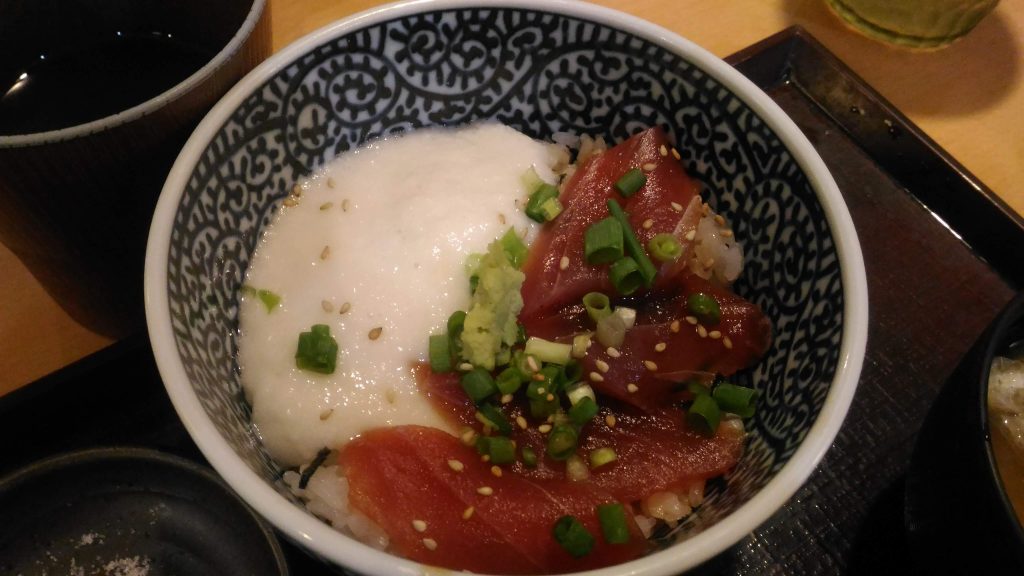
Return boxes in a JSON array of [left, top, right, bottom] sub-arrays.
[[282, 197, 298, 207], [642, 162, 657, 172], [697, 325, 708, 338], [292, 184, 303, 197], [338, 301, 351, 315], [491, 465, 503, 477], [714, 214, 726, 226], [341, 198, 350, 212], [606, 347, 621, 358], [460, 429, 477, 446], [327, 177, 336, 189], [671, 202, 684, 212], [477, 486, 494, 496], [703, 257, 715, 270], [532, 373, 546, 382], [605, 414, 617, 428], [527, 356, 539, 372], [709, 330, 722, 340], [321, 300, 334, 312], [659, 145, 668, 157], [459, 362, 474, 371], [589, 371, 604, 382], [516, 416, 528, 429], [722, 229, 734, 238], [644, 360, 658, 371], [642, 218, 654, 230], [685, 229, 697, 241], [501, 394, 513, 404], [685, 315, 698, 325], [546, 393, 555, 401], [319, 409, 333, 421], [319, 202, 334, 211], [670, 320, 681, 333], [320, 245, 331, 260], [481, 454, 490, 462], [654, 342, 667, 352], [498, 213, 506, 225], [463, 506, 475, 520], [536, 387, 546, 395], [386, 388, 396, 404], [559, 255, 570, 270], [595, 359, 610, 373], [538, 424, 553, 434], [702, 203, 710, 215], [447, 459, 464, 472], [671, 148, 681, 160], [723, 335, 734, 349], [627, 383, 639, 393], [368, 326, 383, 340], [412, 520, 427, 532], [423, 538, 438, 550]]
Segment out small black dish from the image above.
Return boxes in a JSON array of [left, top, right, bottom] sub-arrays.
[[906, 293, 1024, 573], [0, 447, 289, 576]]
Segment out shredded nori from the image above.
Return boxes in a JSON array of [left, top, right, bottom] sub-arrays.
[[298, 447, 332, 489]]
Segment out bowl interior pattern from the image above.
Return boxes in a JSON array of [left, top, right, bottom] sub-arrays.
[[165, 7, 843, 551]]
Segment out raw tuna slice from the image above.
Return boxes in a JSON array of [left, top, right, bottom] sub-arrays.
[[341, 425, 649, 574], [418, 367, 744, 503], [520, 127, 700, 320]]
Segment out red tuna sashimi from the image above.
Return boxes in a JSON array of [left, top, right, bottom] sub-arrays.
[[520, 127, 700, 320], [524, 275, 771, 412], [341, 425, 649, 574], [418, 367, 743, 502]]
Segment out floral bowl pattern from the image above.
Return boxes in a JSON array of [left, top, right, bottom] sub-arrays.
[[145, 1, 868, 574]]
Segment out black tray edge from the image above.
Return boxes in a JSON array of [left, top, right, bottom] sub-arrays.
[[726, 26, 1024, 290]]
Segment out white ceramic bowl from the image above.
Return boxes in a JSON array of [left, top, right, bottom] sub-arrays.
[[145, 1, 868, 574]]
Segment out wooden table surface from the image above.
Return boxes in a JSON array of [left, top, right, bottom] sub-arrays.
[[2, 0, 1021, 396]]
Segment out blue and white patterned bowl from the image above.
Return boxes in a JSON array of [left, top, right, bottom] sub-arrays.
[[145, 1, 868, 574]]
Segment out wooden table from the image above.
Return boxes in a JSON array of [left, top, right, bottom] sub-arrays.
[[2, 0, 1021, 396]]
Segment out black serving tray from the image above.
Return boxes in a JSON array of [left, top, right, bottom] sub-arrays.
[[2, 27, 1022, 575]]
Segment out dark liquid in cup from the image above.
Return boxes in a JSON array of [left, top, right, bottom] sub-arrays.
[[0, 32, 215, 135]]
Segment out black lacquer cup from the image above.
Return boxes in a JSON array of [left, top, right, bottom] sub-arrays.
[[0, 0, 271, 336]]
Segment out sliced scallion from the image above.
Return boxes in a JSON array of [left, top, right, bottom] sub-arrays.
[[500, 228, 528, 269], [522, 446, 538, 468], [526, 183, 560, 223], [648, 233, 682, 262], [295, 324, 338, 374], [609, 256, 643, 295], [613, 306, 637, 329], [552, 515, 595, 558], [565, 382, 596, 407], [496, 366, 524, 395], [477, 403, 512, 435], [589, 447, 617, 469], [583, 292, 612, 323], [568, 396, 599, 426], [614, 168, 647, 197], [525, 337, 572, 365], [546, 424, 579, 460], [461, 368, 498, 405], [595, 312, 627, 349], [572, 332, 593, 358], [713, 383, 759, 418], [584, 217, 624, 265], [428, 334, 453, 372], [607, 199, 657, 287], [686, 292, 721, 325], [687, 393, 721, 436], [539, 197, 564, 221], [565, 454, 590, 481], [596, 503, 630, 544], [478, 435, 515, 464]]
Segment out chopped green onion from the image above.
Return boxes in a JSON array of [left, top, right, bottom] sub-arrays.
[[687, 292, 721, 325], [596, 503, 630, 544], [589, 447, 617, 469], [614, 168, 647, 197], [687, 380, 711, 396], [583, 217, 624, 265], [522, 446, 538, 468], [500, 228, 528, 269], [295, 324, 338, 374], [428, 334, 453, 372], [476, 403, 512, 435], [572, 332, 593, 358], [607, 199, 657, 287], [540, 365, 563, 394], [565, 382, 596, 407], [461, 368, 498, 405], [595, 312, 627, 349], [525, 337, 572, 365], [546, 424, 579, 460], [539, 197, 564, 221], [530, 397, 559, 419], [477, 435, 515, 464], [552, 516, 595, 558], [513, 350, 538, 376], [559, 360, 583, 386], [565, 454, 590, 481], [447, 310, 467, 357], [687, 393, 721, 436], [568, 396, 599, 425], [713, 383, 759, 418], [241, 285, 281, 312], [469, 274, 480, 293], [613, 306, 636, 329], [648, 233, 682, 262], [583, 292, 612, 323], [521, 166, 544, 194], [609, 257, 644, 295], [526, 183, 560, 223], [496, 366, 524, 395], [516, 322, 528, 345]]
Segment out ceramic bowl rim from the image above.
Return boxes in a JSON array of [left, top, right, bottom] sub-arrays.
[[0, 0, 266, 148], [144, 1, 869, 574]]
